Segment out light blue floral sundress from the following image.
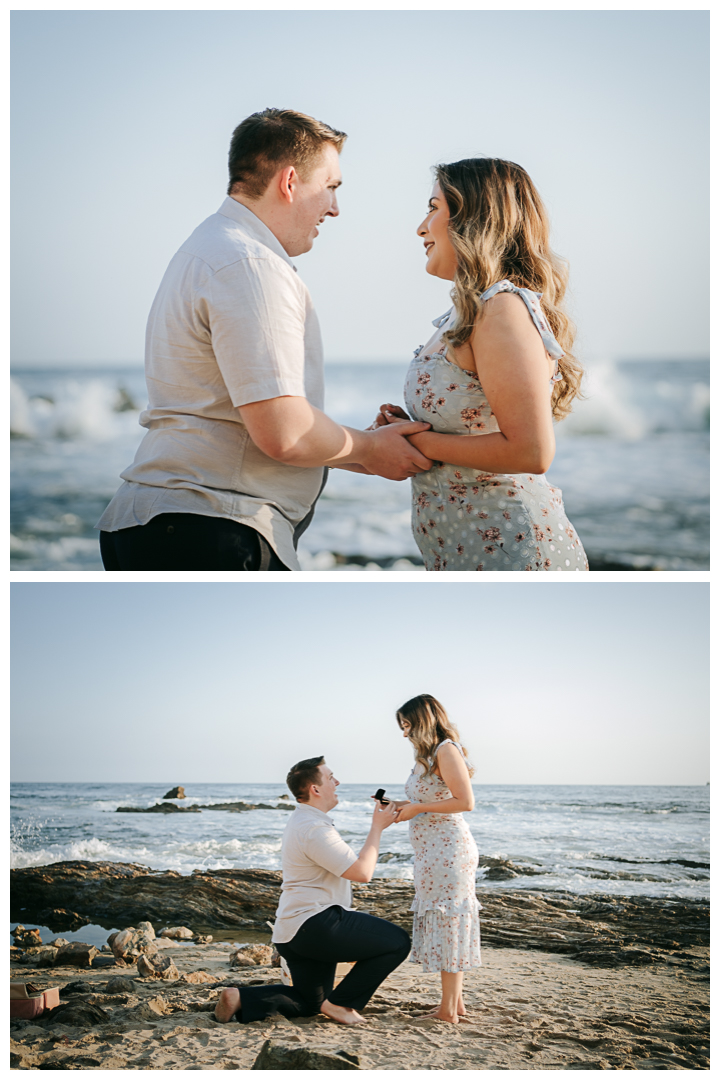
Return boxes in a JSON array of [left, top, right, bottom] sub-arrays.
[[404, 280, 589, 572]]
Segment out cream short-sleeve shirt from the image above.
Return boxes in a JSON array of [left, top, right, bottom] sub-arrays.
[[96, 198, 325, 570], [272, 803, 358, 944]]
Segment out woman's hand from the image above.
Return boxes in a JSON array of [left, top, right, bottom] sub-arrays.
[[369, 403, 411, 429], [394, 803, 419, 823]]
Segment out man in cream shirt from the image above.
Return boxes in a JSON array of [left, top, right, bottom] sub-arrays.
[[97, 108, 432, 570], [214, 757, 410, 1026]]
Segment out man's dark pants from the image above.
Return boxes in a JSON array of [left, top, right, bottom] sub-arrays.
[[100, 514, 290, 571], [236, 906, 411, 1023]]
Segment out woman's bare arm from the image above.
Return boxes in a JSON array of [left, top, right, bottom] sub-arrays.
[[395, 744, 474, 821], [392, 293, 557, 474]]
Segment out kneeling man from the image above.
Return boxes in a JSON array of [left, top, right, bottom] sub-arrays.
[[215, 756, 410, 1025]]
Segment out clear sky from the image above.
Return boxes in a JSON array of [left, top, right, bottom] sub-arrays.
[[11, 582, 709, 786], [11, 9, 709, 367]]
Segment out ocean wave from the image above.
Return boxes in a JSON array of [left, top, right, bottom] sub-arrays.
[[10, 836, 150, 869], [558, 361, 709, 440], [10, 377, 142, 442]]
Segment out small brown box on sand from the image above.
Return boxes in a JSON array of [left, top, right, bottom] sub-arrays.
[[10, 982, 61, 1019]]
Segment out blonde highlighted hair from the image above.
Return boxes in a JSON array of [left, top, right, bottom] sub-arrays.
[[435, 157, 583, 420], [396, 694, 474, 779]]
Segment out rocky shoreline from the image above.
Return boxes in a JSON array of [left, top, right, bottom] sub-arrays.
[[10, 862, 709, 1070], [10, 929, 709, 1070], [10, 861, 709, 971]]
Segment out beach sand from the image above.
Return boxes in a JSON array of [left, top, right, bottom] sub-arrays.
[[10, 937, 709, 1070]]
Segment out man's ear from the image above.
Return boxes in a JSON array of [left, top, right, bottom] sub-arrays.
[[277, 165, 298, 204]]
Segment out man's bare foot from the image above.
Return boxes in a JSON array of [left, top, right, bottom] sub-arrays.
[[214, 987, 241, 1023], [320, 1000, 367, 1025]]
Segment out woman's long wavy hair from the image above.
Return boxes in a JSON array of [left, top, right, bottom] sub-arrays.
[[396, 694, 474, 779], [435, 157, 583, 420]]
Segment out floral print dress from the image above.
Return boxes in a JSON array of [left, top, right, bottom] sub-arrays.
[[404, 280, 589, 572], [406, 740, 481, 973]]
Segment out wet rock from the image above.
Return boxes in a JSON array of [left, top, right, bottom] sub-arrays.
[[479, 857, 542, 880], [251, 1040, 361, 1070], [194, 934, 213, 944], [42, 1001, 110, 1027], [12, 926, 43, 949], [49, 938, 69, 948], [116, 803, 201, 813], [136, 951, 180, 980], [11, 861, 284, 929], [91, 954, 120, 969], [55, 942, 99, 968], [231, 944, 274, 967], [105, 976, 139, 994], [158, 926, 194, 940], [163, 787, 185, 799], [108, 926, 156, 960], [192, 801, 294, 812], [37, 908, 90, 933], [61, 979, 96, 996], [12, 860, 710, 971], [34, 946, 59, 967]]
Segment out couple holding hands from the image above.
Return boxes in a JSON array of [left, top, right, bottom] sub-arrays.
[[214, 694, 480, 1028], [98, 106, 587, 572]]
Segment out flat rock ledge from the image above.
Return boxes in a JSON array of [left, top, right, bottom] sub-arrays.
[[116, 801, 294, 814], [10, 861, 708, 972]]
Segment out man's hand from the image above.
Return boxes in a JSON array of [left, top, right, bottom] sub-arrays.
[[341, 800, 398, 882], [371, 799, 398, 831], [361, 422, 434, 480]]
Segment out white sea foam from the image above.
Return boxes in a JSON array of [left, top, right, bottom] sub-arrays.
[[10, 783, 709, 898], [10, 377, 142, 442]]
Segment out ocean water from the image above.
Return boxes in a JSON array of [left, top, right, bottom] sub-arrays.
[[10, 360, 709, 571], [10, 782, 709, 903]]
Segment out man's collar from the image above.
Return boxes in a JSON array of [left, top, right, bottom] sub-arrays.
[[295, 802, 333, 823], [217, 196, 294, 268]]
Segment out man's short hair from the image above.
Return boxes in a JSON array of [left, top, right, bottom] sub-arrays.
[[228, 108, 346, 201], [286, 756, 325, 802]]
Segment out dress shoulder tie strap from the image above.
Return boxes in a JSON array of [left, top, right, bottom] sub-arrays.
[[480, 279, 565, 373]]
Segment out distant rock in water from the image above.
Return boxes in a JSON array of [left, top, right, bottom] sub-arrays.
[[162, 787, 185, 799], [115, 800, 293, 814], [192, 801, 294, 812]]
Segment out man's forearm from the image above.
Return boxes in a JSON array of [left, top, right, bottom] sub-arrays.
[[352, 824, 384, 882], [240, 397, 435, 481]]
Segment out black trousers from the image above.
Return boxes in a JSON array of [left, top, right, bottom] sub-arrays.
[[237, 906, 411, 1023], [100, 514, 291, 571]]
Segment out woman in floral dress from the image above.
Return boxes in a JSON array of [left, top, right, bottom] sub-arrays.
[[374, 157, 588, 571], [392, 694, 480, 1024]]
